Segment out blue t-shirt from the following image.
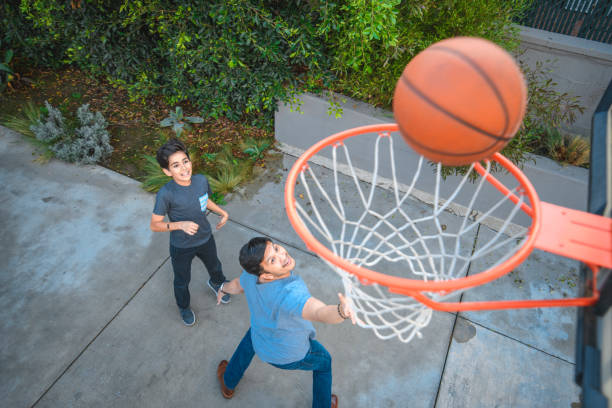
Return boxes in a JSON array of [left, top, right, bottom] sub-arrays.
[[153, 174, 214, 248], [241, 271, 316, 365]]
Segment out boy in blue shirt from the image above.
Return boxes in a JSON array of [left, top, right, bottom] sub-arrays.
[[150, 139, 231, 326], [215, 237, 356, 408]]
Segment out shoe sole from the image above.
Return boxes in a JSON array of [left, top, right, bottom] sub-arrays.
[[207, 280, 231, 304]]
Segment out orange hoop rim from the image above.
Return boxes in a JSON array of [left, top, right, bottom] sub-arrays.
[[284, 123, 542, 293]]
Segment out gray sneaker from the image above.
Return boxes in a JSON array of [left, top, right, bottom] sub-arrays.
[[180, 308, 196, 326], [208, 279, 231, 304]]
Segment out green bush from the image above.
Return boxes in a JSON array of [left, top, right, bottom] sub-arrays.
[[8, 1, 533, 125], [7, 0, 585, 171], [0, 46, 15, 92], [1, 101, 55, 160], [499, 58, 585, 169], [318, 0, 530, 108], [14, 0, 330, 127], [2, 1, 68, 68], [242, 137, 273, 160]]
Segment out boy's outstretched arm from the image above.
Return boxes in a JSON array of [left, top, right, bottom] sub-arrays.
[[216, 278, 243, 304], [149, 214, 199, 235], [302, 293, 358, 325], [206, 200, 229, 230]]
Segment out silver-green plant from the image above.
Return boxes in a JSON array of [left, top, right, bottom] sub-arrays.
[[31, 101, 66, 143], [52, 104, 113, 164], [30, 102, 113, 165]]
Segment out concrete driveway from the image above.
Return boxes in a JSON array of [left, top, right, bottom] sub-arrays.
[[0, 127, 581, 407]]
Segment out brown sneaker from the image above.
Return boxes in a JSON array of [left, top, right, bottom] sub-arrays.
[[217, 360, 234, 399], [331, 394, 338, 408]]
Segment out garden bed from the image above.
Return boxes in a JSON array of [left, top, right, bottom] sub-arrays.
[[0, 66, 273, 200]]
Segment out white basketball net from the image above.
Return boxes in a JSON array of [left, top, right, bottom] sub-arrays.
[[291, 130, 531, 343]]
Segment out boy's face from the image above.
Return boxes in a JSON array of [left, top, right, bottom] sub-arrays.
[[259, 242, 295, 280], [162, 151, 192, 186]]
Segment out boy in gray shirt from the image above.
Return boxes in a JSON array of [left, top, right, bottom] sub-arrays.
[[150, 139, 231, 326]]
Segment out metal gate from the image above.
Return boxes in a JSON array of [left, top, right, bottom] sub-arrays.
[[518, 0, 612, 44]]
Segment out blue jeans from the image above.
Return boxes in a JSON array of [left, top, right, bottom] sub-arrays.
[[224, 328, 333, 408]]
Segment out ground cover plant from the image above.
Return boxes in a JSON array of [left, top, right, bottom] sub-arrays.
[[28, 101, 113, 165]]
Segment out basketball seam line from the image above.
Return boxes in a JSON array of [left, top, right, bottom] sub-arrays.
[[400, 75, 512, 142], [397, 122, 504, 157], [433, 44, 511, 136], [399, 53, 515, 142]]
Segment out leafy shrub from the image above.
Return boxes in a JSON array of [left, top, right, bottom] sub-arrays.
[[159, 106, 204, 138], [318, 0, 588, 173], [8, 0, 586, 171], [206, 165, 249, 197], [1, 101, 55, 161], [517, 58, 585, 142], [438, 56, 586, 178], [241, 137, 273, 160], [15, 0, 330, 127], [500, 58, 585, 166], [0, 46, 15, 92], [30, 102, 113, 164], [318, 0, 530, 108], [544, 127, 590, 168], [1, 2, 66, 68], [203, 145, 252, 195]]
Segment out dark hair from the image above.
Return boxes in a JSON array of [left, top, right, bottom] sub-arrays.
[[156, 139, 189, 169], [239, 237, 271, 276]]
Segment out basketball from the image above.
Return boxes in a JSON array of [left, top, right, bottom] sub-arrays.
[[392, 37, 527, 166]]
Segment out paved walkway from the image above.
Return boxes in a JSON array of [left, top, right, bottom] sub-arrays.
[[1, 126, 582, 407]]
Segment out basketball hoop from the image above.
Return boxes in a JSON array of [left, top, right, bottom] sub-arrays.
[[284, 124, 611, 343]]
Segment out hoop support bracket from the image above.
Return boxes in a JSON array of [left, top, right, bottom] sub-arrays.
[[534, 202, 612, 269]]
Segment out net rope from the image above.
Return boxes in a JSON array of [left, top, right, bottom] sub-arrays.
[[292, 131, 530, 343]]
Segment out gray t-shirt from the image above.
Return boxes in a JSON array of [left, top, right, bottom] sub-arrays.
[[153, 174, 214, 248]]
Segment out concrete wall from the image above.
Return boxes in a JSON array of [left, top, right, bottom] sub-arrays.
[[517, 25, 612, 137], [275, 92, 589, 228]]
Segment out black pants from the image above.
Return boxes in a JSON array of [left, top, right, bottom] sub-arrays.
[[169, 235, 225, 310]]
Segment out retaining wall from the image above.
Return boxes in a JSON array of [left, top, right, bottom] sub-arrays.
[[275, 92, 589, 228], [518, 25, 612, 137]]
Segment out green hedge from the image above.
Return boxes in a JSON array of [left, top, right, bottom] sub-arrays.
[[6, 1, 530, 116], [2, 0, 68, 68], [6, 0, 543, 134], [319, 0, 530, 107], [9, 0, 331, 127]]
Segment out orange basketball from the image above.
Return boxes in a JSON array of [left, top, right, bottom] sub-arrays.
[[393, 37, 527, 166]]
